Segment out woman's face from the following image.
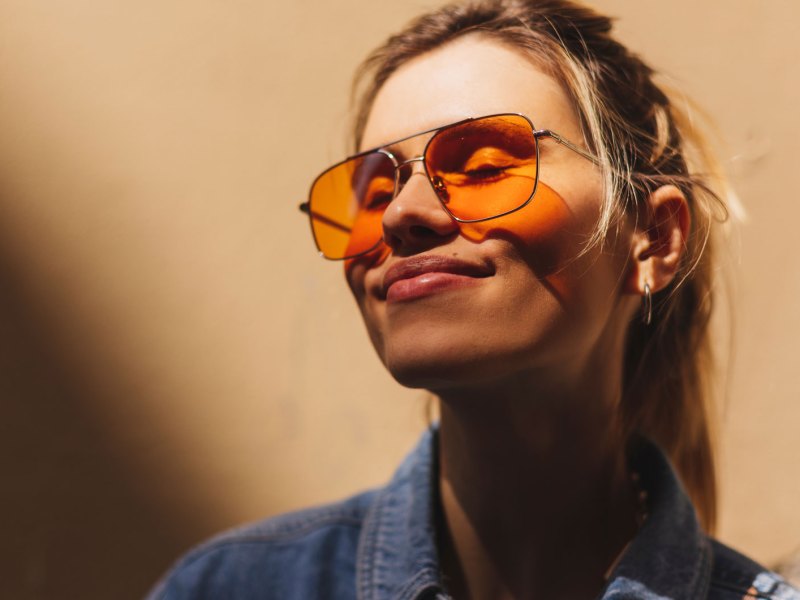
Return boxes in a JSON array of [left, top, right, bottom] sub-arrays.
[[345, 35, 636, 392]]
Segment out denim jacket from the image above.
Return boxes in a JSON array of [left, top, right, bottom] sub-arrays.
[[148, 427, 799, 599]]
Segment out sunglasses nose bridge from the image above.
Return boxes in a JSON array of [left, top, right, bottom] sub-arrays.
[[396, 155, 425, 168], [393, 155, 426, 181], [393, 154, 437, 198]]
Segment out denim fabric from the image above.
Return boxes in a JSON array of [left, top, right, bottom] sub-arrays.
[[147, 426, 799, 600]]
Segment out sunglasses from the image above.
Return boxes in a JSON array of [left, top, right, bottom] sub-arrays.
[[299, 113, 598, 260]]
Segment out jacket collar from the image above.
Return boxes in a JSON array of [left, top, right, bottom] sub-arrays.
[[356, 426, 443, 600], [602, 437, 712, 599], [356, 425, 712, 600]]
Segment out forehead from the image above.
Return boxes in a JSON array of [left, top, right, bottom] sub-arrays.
[[361, 35, 581, 150]]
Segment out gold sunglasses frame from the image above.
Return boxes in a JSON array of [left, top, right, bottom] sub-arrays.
[[299, 112, 600, 260]]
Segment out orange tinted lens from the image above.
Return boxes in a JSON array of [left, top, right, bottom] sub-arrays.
[[425, 114, 538, 221], [308, 152, 395, 259]]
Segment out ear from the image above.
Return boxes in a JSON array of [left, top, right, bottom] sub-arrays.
[[625, 184, 691, 295]]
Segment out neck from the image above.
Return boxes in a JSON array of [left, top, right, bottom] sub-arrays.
[[434, 365, 639, 600]]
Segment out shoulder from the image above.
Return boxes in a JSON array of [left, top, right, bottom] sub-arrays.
[[146, 488, 379, 600], [708, 538, 800, 600]]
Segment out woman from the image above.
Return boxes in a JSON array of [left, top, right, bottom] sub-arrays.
[[148, 1, 799, 598]]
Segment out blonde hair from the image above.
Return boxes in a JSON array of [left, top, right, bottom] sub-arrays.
[[351, 0, 729, 532]]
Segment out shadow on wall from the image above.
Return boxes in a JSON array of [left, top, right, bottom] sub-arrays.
[[0, 243, 204, 600]]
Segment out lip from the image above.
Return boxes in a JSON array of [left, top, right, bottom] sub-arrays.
[[381, 255, 494, 303]]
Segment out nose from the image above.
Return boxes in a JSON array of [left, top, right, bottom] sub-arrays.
[[381, 165, 459, 255]]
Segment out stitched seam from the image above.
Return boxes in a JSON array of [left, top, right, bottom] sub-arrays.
[[358, 489, 388, 600], [374, 484, 403, 596], [166, 519, 363, 580], [689, 536, 713, 599], [392, 570, 442, 600]]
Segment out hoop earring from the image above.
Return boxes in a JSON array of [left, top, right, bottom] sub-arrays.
[[642, 282, 653, 326]]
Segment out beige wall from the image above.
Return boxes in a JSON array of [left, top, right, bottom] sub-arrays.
[[0, 1, 797, 598]]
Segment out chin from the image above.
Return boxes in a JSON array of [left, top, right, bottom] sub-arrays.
[[364, 308, 554, 392], [384, 358, 462, 390], [379, 339, 526, 392]]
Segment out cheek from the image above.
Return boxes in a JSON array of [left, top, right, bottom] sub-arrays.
[[344, 244, 390, 297], [459, 182, 571, 245], [344, 245, 390, 336], [344, 208, 384, 258], [344, 182, 602, 309], [459, 182, 591, 302]]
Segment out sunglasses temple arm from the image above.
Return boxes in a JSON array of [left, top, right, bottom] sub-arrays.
[[536, 130, 601, 165], [298, 203, 353, 234]]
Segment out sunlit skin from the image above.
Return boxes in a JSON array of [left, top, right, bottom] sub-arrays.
[[341, 35, 690, 600], [345, 40, 629, 393]]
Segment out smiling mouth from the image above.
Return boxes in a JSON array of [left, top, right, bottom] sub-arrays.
[[381, 255, 494, 303]]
